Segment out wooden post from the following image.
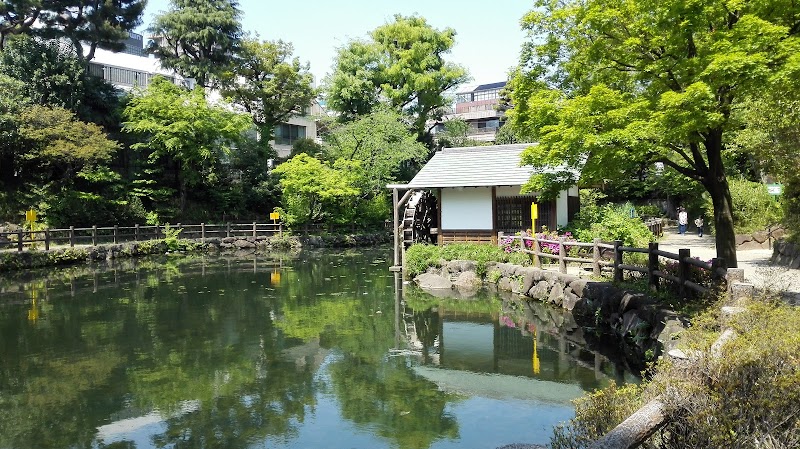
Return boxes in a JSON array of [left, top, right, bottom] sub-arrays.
[[253, 222, 257, 237], [92, 225, 97, 246], [113, 225, 118, 244], [497, 232, 504, 247], [227, 222, 231, 238], [70, 226, 75, 247], [134, 224, 140, 241], [45, 229, 50, 251], [613, 240, 623, 283], [678, 248, 691, 298], [201, 223, 206, 243], [393, 188, 400, 269], [648, 242, 659, 291], [17, 230, 23, 251], [711, 257, 727, 294], [279, 222, 283, 238], [558, 236, 567, 273], [533, 235, 541, 268], [592, 238, 601, 277]]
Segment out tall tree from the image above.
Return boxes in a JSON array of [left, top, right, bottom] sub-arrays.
[[324, 14, 468, 146], [146, 0, 242, 88], [507, 0, 800, 267], [0, 0, 44, 49], [222, 37, 315, 144], [37, 0, 146, 62], [122, 77, 251, 212]]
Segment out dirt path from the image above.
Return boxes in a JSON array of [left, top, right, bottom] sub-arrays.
[[657, 226, 800, 304]]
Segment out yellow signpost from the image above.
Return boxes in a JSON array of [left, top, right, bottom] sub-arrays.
[[25, 209, 37, 242], [531, 202, 538, 232], [269, 212, 280, 222]]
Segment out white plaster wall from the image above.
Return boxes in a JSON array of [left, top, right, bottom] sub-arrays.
[[441, 187, 493, 230], [568, 185, 579, 196], [557, 190, 569, 227]]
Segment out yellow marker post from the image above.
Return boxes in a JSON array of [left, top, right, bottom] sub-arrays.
[[25, 209, 37, 242], [269, 211, 280, 223], [530, 202, 538, 232]]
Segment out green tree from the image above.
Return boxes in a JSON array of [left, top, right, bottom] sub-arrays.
[[324, 107, 428, 196], [435, 118, 488, 149], [324, 14, 468, 146], [507, 0, 800, 267], [146, 0, 243, 88], [271, 153, 359, 227], [0, 0, 43, 49], [37, 0, 145, 62], [122, 77, 251, 213], [223, 37, 315, 144]]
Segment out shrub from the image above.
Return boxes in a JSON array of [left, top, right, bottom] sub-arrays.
[[570, 204, 654, 248], [704, 178, 783, 234], [406, 242, 530, 278]]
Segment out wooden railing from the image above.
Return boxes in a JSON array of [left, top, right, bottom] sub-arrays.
[[499, 233, 727, 296], [644, 217, 664, 237], [0, 222, 283, 252]]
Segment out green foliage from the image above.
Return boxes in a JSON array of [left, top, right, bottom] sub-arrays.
[[222, 38, 315, 141], [324, 14, 469, 144], [146, 0, 243, 88], [703, 178, 783, 234], [405, 242, 529, 278], [569, 203, 655, 248], [507, 0, 800, 266], [324, 107, 428, 193], [271, 154, 359, 228], [123, 77, 251, 212], [289, 137, 323, 158], [47, 191, 147, 227], [551, 382, 646, 449], [435, 118, 487, 149]]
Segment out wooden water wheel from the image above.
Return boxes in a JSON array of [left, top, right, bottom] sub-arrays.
[[402, 190, 438, 247]]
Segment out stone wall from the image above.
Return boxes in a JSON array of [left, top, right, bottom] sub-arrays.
[[736, 226, 785, 250], [415, 261, 687, 360], [772, 239, 800, 269]]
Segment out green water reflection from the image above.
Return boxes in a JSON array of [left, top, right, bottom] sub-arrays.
[[0, 249, 634, 449]]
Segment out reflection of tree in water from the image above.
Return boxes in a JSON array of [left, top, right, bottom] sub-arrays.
[[327, 357, 459, 449], [411, 307, 441, 363]]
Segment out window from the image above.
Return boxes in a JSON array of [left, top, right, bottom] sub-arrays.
[[274, 124, 306, 145]]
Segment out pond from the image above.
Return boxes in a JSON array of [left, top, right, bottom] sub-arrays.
[[0, 248, 637, 449]]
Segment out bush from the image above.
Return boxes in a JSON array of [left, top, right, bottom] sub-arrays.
[[405, 242, 530, 278], [704, 178, 783, 234], [570, 204, 655, 248], [48, 191, 148, 227], [552, 300, 800, 449]]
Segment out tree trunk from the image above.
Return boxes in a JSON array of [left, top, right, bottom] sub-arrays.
[[704, 131, 738, 268]]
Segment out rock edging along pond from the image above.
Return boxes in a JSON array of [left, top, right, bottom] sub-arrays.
[[415, 260, 688, 361], [0, 232, 391, 272]]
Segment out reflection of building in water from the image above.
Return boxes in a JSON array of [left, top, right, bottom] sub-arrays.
[[397, 292, 637, 387]]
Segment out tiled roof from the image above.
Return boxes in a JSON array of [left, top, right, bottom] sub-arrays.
[[405, 144, 547, 188]]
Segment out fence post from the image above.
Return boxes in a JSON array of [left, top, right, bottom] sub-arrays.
[[113, 225, 118, 244], [533, 235, 541, 268], [17, 230, 23, 252], [92, 225, 97, 246], [648, 242, 659, 291], [613, 240, 623, 283], [135, 224, 139, 241], [497, 232, 504, 247], [558, 236, 567, 273], [678, 248, 691, 298], [279, 222, 283, 238], [45, 229, 50, 251], [70, 226, 75, 247], [592, 238, 601, 277], [227, 222, 231, 238], [253, 222, 257, 238], [201, 223, 206, 243], [711, 257, 727, 294]]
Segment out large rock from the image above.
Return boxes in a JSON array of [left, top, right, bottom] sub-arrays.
[[453, 271, 482, 290], [548, 284, 565, 306], [528, 280, 550, 299], [415, 272, 454, 290], [234, 239, 256, 249]]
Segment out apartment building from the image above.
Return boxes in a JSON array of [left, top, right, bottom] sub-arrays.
[[440, 81, 507, 142]]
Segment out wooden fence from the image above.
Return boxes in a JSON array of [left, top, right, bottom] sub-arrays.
[[0, 222, 283, 252], [499, 232, 727, 296]]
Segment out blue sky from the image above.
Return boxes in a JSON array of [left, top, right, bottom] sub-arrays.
[[137, 0, 532, 86]]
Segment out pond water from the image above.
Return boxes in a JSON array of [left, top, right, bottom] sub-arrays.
[[0, 248, 636, 449]]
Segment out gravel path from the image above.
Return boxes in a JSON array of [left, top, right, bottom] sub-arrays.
[[657, 227, 800, 304]]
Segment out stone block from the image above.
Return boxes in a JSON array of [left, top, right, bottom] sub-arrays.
[[730, 282, 755, 303], [222, 237, 235, 244], [234, 239, 256, 249], [527, 280, 550, 299], [415, 272, 454, 290], [735, 234, 752, 246], [738, 240, 766, 250], [569, 279, 590, 298], [562, 291, 580, 311], [522, 270, 537, 293], [498, 277, 515, 292], [619, 292, 655, 314], [752, 230, 768, 244], [548, 285, 565, 306], [453, 271, 482, 289]]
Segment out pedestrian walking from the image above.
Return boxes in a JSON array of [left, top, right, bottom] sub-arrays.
[[678, 207, 688, 235], [695, 216, 704, 237]]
